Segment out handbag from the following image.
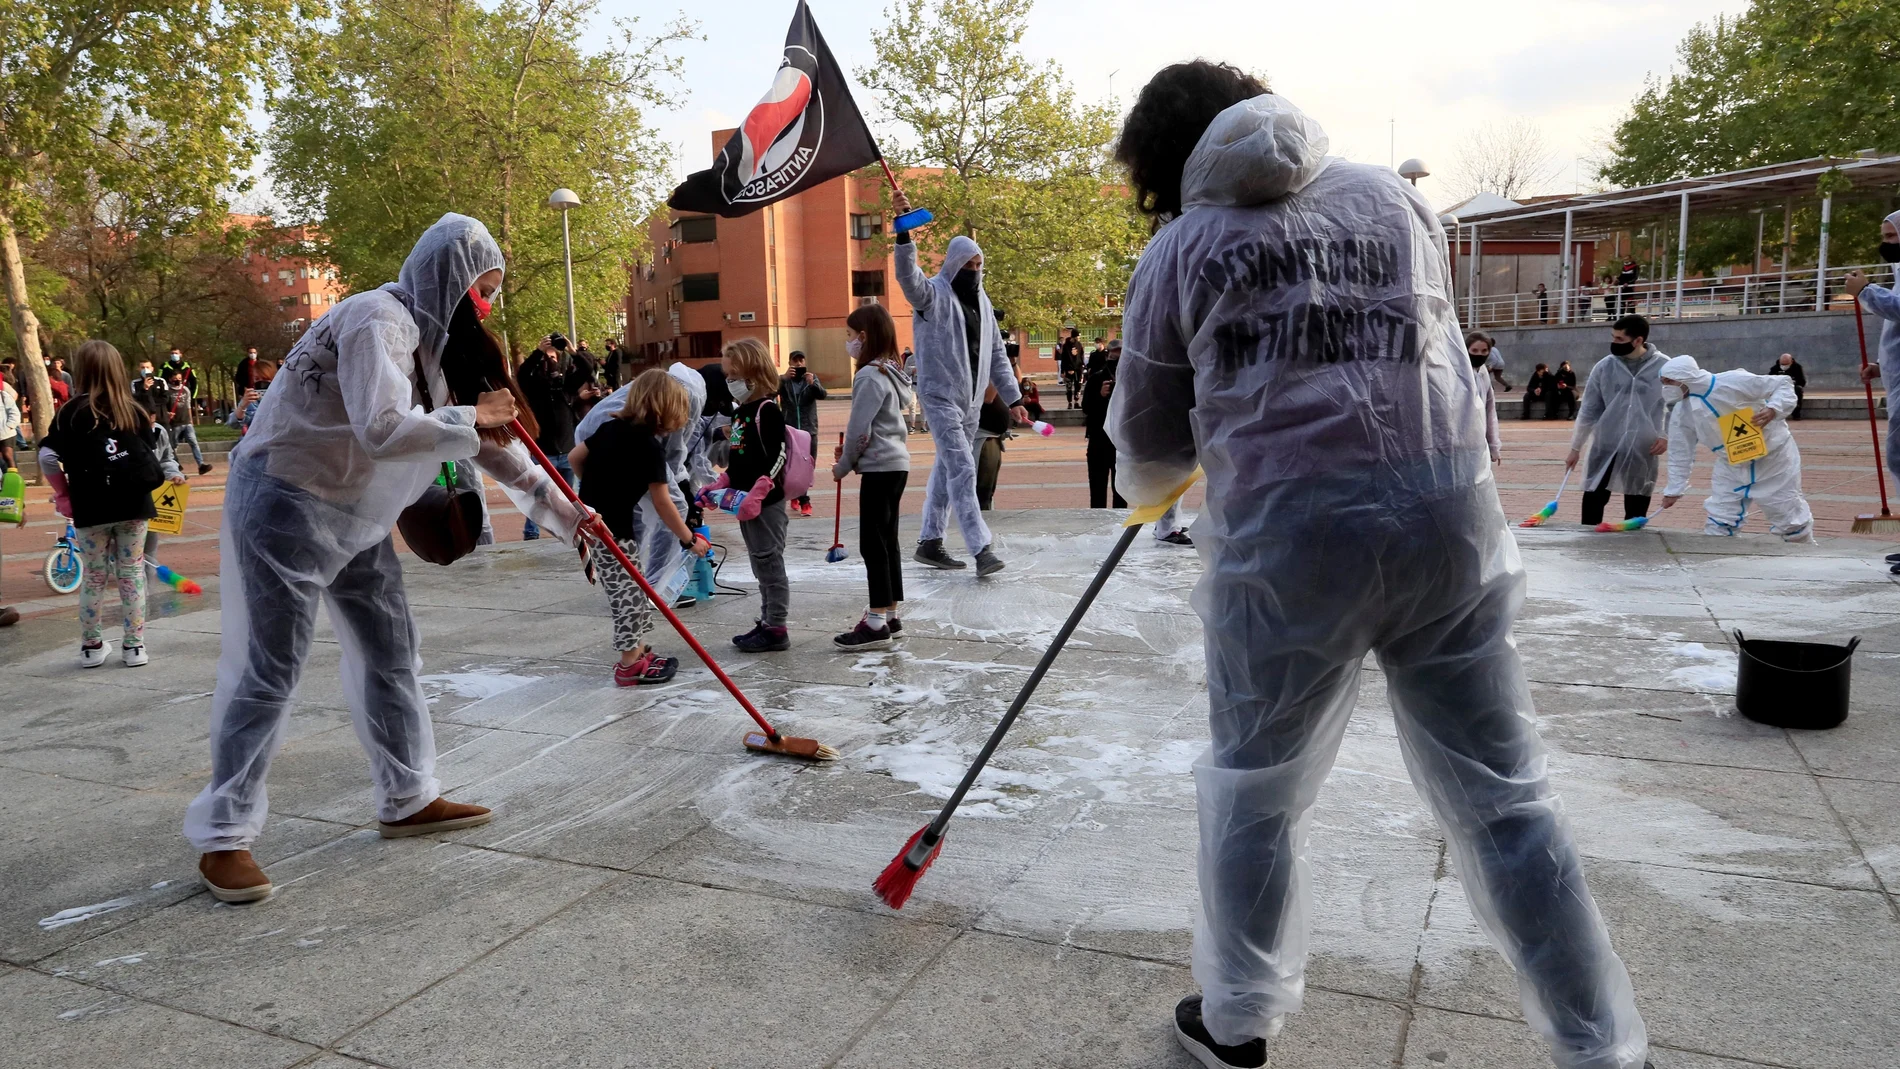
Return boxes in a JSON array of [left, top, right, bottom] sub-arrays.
[[767, 398, 815, 500], [395, 368, 484, 565]]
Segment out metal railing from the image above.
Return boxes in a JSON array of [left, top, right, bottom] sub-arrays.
[[1458, 262, 1897, 330]]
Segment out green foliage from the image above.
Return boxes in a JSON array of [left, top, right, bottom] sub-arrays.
[[1602, 0, 1900, 268], [858, 0, 1145, 333], [269, 0, 694, 351]]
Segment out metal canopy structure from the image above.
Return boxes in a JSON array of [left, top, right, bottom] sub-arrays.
[[1443, 152, 1900, 326]]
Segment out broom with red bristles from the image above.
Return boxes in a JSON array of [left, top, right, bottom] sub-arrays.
[[1851, 300, 1900, 536], [874, 472, 1200, 909]]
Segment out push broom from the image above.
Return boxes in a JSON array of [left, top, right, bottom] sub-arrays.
[[511, 419, 838, 760], [874, 472, 1200, 908], [1851, 300, 1900, 535], [827, 433, 848, 563]]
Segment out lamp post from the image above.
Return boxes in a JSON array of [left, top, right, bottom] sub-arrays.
[[549, 187, 580, 343], [1398, 158, 1429, 186]]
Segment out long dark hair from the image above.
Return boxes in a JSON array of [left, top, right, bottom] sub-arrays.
[[441, 293, 537, 445], [845, 303, 898, 368], [1115, 61, 1270, 224]]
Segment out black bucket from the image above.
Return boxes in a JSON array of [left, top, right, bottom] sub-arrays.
[[1733, 630, 1858, 730]]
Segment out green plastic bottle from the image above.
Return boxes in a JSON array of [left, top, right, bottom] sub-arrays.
[[0, 468, 24, 525]]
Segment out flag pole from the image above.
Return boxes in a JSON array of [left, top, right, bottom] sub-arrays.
[[879, 156, 933, 233]]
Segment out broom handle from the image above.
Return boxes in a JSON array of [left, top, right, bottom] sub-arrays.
[[834, 432, 845, 545], [509, 420, 784, 741], [1554, 465, 1572, 501], [877, 157, 904, 196], [924, 524, 1143, 838], [1854, 301, 1893, 516]]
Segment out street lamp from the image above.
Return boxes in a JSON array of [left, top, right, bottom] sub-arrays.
[[548, 187, 580, 343], [1398, 158, 1430, 186]]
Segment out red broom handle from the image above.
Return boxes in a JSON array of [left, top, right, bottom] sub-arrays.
[[1853, 301, 1893, 517], [877, 157, 904, 196], [833, 432, 844, 545], [508, 419, 785, 740]]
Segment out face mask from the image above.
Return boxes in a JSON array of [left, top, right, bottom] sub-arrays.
[[1609, 341, 1636, 357], [1880, 242, 1900, 264], [1665, 383, 1687, 403], [141, 368, 153, 378], [845, 336, 863, 360], [726, 378, 751, 404], [468, 285, 492, 321], [1469, 352, 1488, 368], [951, 267, 980, 301]]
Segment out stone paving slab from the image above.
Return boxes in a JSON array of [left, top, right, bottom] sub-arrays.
[[3, 508, 1897, 1067]]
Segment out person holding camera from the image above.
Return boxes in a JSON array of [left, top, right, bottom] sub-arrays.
[[516, 332, 591, 538], [777, 350, 827, 517]]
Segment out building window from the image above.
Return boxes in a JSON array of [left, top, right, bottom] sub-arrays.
[[849, 213, 882, 240], [680, 273, 720, 302], [671, 216, 717, 244], [851, 270, 886, 297]]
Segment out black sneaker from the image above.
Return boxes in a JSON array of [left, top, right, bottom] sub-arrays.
[[974, 545, 1005, 576], [914, 538, 966, 570], [888, 617, 904, 634], [1174, 996, 1267, 1069], [732, 622, 766, 648], [1886, 552, 1900, 564], [735, 625, 790, 653], [197, 463, 213, 475], [1159, 529, 1194, 546], [833, 620, 893, 650]]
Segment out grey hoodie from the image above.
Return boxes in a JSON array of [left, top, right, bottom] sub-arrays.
[[894, 234, 1021, 415], [834, 360, 914, 477]]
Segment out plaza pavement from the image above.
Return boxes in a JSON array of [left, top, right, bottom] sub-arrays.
[[3, 505, 1899, 1068]]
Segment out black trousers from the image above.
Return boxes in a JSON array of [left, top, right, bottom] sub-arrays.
[[1580, 459, 1649, 525], [1087, 440, 1126, 509], [1546, 390, 1576, 420], [859, 470, 907, 608], [976, 437, 1002, 510]]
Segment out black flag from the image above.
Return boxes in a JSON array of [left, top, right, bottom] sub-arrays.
[[667, 1, 882, 218]]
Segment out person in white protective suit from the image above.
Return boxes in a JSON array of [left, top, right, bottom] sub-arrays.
[[1657, 354, 1812, 541], [185, 214, 583, 904], [890, 192, 1028, 576], [1107, 63, 1649, 1069], [1566, 315, 1669, 527], [1845, 210, 1900, 571], [575, 361, 710, 595]]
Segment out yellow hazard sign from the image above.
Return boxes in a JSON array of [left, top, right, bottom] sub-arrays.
[[1719, 410, 1768, 465], [149, 481, 190, 535]]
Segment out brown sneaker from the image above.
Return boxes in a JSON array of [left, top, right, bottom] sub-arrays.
[[378, 797, 493, 838], [199, 850, 273, 904], [0, 606, 19, 628]]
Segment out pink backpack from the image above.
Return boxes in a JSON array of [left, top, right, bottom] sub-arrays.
[[768, 399, 815, 500]]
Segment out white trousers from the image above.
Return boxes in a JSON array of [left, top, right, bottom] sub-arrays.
[[1701, 449, 1811, 541], [919, 401, 991, 553]]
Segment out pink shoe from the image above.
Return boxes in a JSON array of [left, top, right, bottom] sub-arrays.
[[614, 652, 679, 686]]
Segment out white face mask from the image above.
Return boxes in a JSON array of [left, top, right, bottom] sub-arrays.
[[845, 336, 863, 360], [1665, 383, 1687, 403], [726, 378, 751, 404]]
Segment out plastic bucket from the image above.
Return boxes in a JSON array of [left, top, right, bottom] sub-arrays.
[[1733, 630, 1857, 730]]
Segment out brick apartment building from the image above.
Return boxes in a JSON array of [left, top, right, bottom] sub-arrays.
[[624, 132, 922, 384], [232, 215, 349, 337]]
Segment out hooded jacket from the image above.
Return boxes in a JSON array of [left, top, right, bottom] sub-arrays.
[[233, 213, 576, 551], [1108, 94, 1484, 510], [894, 234, 1022, 414], [1861, 209, 1900, 410], [1659, 355, 1799, 497]]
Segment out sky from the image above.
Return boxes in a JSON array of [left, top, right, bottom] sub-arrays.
[[604, 0, 1753, 210]]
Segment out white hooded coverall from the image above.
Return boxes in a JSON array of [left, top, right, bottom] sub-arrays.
[[1108, 95, 1646, 1068], [894, 234, 1021, 553], [184, 214, 580, 851], [1659, 355, 1811, 540]]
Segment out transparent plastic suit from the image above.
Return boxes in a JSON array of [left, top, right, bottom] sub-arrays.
[[1570, 349, 1669, 495], [1107, 95, 1646, 1067], [894, 235, 1021, 553], [1862, 209, 1900, 484], [1660, 355, 1811, 540], [184, 214, 581, 851], [575, 362, 710, 588]]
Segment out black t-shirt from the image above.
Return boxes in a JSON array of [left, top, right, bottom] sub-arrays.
[[726, 397, 787, 509], [577, 418, 668, 543]]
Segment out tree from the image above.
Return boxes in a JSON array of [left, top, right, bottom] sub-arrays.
[[269, 0, 692, 353], [1448, 119, 1561, 202], [1601, 0, 1900, 267], [0, 0, 301, 436], [858, 0, 1145, 334]]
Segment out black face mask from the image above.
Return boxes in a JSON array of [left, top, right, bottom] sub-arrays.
[[1469, 352, 1488, 368], [951, 267, 980, 304], [1609, 341, 1636, 357], [1880, 241, 1900, 264]]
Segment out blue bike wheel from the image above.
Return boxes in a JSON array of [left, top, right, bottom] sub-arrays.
[[45, 546, 82, 594]]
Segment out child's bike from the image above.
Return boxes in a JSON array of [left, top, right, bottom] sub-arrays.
[[44, 522, 82, 594]]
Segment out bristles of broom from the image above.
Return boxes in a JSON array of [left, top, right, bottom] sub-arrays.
[[1851, 511, 1900, 535], [873, 825, 944, 909]]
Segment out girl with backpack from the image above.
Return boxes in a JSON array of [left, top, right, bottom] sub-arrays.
[[830, 304, 913, 650], [699, 338, 796, 653], [39, 339, 183, 667]]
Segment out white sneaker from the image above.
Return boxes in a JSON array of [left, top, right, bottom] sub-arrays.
[[121, 645, 148, 668], [79, 643, 109, 668]]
